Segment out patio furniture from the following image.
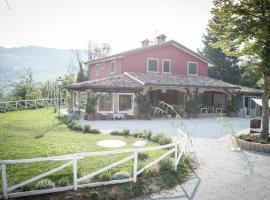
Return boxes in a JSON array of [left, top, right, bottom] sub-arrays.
[[215, 107, 222, 113], [200, 107, 208, 113], [113, 113, 124, 120]]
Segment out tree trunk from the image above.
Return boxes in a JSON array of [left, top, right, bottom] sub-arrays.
[[261, 91, 269, 138]]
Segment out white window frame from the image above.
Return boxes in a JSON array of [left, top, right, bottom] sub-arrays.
[[95, 63, 102, 76], [118, 93, 134, 114], [147, 58, 159, 73], [97, 92, 114, 113], [187, 62, 198, 75], [162, 59, 171, 74], [111, 61, 116, 74]]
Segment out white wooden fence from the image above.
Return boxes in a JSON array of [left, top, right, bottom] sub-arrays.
[[0, 131, 189, 199], [0, 98, 67, 112]]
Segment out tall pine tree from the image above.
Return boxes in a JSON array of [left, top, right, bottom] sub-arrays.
[[200, 27, 240, 84]]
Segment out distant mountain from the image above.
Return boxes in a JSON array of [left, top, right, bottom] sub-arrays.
[[0, 46, 87, 91]]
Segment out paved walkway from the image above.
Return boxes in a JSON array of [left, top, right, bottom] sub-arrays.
[[132, 136, 270, 200]]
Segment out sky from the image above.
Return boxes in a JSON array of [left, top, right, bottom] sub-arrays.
[[0, 0, 213, 53]]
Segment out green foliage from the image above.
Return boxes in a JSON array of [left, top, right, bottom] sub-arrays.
[[185, 91, 200, 113], [200, 28, 240, 84], [98, 170, 114, 181], [110, 130, 122, 135], [67, 119, 82, 131], [112, 171, 131, 180], [85, 93, 98, 114], [36, 179, 55, 190], [90, 128, 101, 134], [150, 133, 172, 145], [83, 124, 91, 133], [209, 0, 270, 136], [227, 95, 240, 113], [123, 128, 130, 136], [57, 176, 70, 187], [135, 93, 152, 114]]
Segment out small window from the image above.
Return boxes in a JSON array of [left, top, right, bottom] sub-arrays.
[[187, 62, 198, 75], [147, 58, 158, 72], [162, 59, 171, 73], [98, 93, 113, 112], [111, 62, 116, 74], [95, 63, 102, 76], [119, 94, 133, 113]]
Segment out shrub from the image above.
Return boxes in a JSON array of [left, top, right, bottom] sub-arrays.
[[90, 129, 101, 134], [89, 191, 99, 200], [151, 133, 172, 145], [83, 124, 91, 133], [85, 93, 98, 114], [123, 128, 130, 136], [159, 158, 175, 173], [110, 130, 122, 136], [112, 171, 131, 180], [72, 121, 83, 131], [135, 93, 152, 114], [57, 176, 70, 187], [185, 91, 200, 113], [98, 171, 113, 181], [36, 179, 55, 190]]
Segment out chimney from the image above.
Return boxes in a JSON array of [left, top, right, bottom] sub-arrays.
[[141, 39, 150, 47], [156, 34, 167, 43]]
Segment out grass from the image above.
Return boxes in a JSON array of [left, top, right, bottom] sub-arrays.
[[0, 108, 167, 191]]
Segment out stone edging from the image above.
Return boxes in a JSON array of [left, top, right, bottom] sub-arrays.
[[237, 138, 270, 153]]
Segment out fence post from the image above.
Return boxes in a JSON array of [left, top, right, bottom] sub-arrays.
[[174, 143, 178, 170], [133, 151, 138, 182], [1, 164, 8, 199], [73, 156, 78, 191], [34, 100, 37, 107]]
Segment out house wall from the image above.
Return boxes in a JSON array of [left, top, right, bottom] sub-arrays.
[[123, 45, 208, 76], [88, 59, 123, 80], [88, 45, 209, 80]]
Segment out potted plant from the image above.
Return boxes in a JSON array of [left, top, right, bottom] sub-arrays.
[[84, 92, 98, 120], [185, 91, 200, 118], [135, 93, 152, 119], [227, 96, 239, 117]]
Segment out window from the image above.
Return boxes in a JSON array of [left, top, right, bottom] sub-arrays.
[[98, 93, 113, 112], [119, 93, 133, 113], [187, 62, 198, 75], [111, 62, 116, 74], [147, 58, 158, 72], [95, 63, 102, 76], [162, 59, 171, 73]]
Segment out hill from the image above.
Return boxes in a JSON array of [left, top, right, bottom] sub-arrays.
[[0, 46, 87, 91]]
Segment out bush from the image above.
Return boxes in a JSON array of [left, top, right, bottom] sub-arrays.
[[112, 171, 131, 180], [85, 93, 98, 114], [123, 128, 130, 136], [83, 124, 91, 133], [72, 121, 83, 131], [98, 171, 113, 181], [159, 158, 175, 173], [57, 177, 70, 187], [90, 129, 101, 134], [151, 133, 172, 145], [36, 179, 55, 190], [110, 130, 122, 136]]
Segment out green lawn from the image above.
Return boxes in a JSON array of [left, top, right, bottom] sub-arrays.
[[0, 108, 166, 191]]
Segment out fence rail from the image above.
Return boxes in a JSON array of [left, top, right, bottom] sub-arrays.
[[0, 130, 189, 199], [0, 98, 67, 113]]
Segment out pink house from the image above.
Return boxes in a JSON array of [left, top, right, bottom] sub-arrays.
[[67, 35, 240, 119]]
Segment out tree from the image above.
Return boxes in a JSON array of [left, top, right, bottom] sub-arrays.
[[209, 0, 270, 138], [72, 50, 88, 83], [200, 27, 240, 84], [87, 41, 111, 61]]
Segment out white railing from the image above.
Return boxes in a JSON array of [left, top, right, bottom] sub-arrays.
[[0, 98, 67, 112], [0, 131, 189, 199]]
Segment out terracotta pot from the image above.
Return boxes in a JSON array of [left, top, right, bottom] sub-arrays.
[[227, 112, 238, 117]]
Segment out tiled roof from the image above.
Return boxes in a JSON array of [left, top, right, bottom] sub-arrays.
[[126, 72, 239, 89], [66, 74, 143, 91], [237, 86, 262, 95]]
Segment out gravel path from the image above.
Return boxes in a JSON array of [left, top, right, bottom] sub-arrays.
[[132, 137, 270, 200]]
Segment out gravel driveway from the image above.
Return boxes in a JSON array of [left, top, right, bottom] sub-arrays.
[[81, 117, 270, 200]]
